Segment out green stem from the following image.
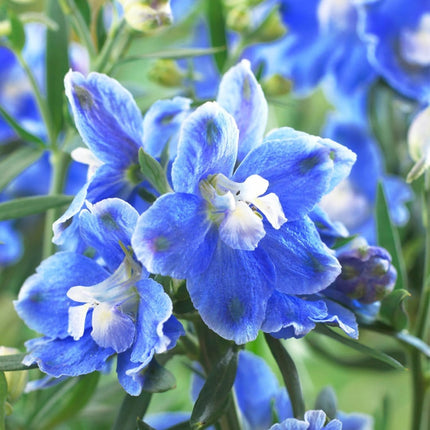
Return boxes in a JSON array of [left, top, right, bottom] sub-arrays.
[[94, 19, 127, 73], [112, 391, 152, 430], [265, 334, 305, 419], [410, 171, 430, 430], [42, 150, 70, 259], [194, 320, 242, 430], [61, 0, 96, 60], [15, 51, 55, 147]]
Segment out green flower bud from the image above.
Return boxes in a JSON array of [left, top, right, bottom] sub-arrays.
[[148, 59, 184, 87], [226, 7, 251, 32], [262, 74, 292, 97], [0, 347, 28, 404], [118, 0, 172, 33]]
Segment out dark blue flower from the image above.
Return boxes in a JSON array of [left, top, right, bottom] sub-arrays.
[[357, 0, 430, 101], [132, 63, 356, 344], [14, 198, 183, 395]]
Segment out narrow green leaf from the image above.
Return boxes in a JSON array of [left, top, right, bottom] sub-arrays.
[[0, 372, 7, 430], [190, 347, 238, 429], [265, 334, 305, 419], [0, 146, 43, 192], [379, 289, 410, 331], [138, 148, 172, 195], [46, 0, 69, 138], [0, 105, 46, 147], [0, 354, 36, 372], [0, 195, 73, 221], [117, 46, 226, 64], [315, 325, 405, 370], [205, 0, 227, 72], [376, 182, 407, 292], [8, 12, 25, 51], [96, 5, 107, 49], [35, 373, 100, 429], [73, 0, 91, 26], [141, 359, 176, 393], [113, 391, 152, 430]]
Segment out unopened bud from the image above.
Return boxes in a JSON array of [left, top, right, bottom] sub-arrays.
[[148, 59, 184, 87], [118, 0, 172, 33], [262, 74, 292, 97], [332, 246, 396, 304], [0, 20, 11, 37], [0, 347, 28, 404], [251, 6, 286, 43], [407, 105, 430, 182], [226, 7, 251, 32]]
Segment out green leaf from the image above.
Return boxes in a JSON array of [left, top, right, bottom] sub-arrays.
[[376, 182, 407, 292], [205, 0, 227, 72], [0, 105, 46, 147], [0, 146, 44, 192], [141, 359, 176, 393], [315, 325, 405, 370], [35, 373, 99, 429], [8, 11, 25, 51], [165, 422, 192, 430], [73, 0, 91, 26], [113, 391, 152, 430], [379, 289, 410, 331], [0, 354, 36, 372], [46, 0, 69, 138], [331, 234, 358, 250], [265, 334, 305, 419], [138, 148, 172, 195], [96, 5, 107, 49], [190, 347, 238, 429], [0, 195, 73, 221], [0, 372, 7, 430]]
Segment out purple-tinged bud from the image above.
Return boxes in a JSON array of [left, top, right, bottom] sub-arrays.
[[332, 246, 397, 304]]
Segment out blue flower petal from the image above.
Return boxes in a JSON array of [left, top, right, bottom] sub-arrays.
[[263, 127, 356, 193], [260, 217, 341, 295], [171, 102, 238, 194], [336, 411, 374, 430], [262, 293, 327, 338], [132, 193, 216, 279], [270, 419, 308, 430], [79, 198, 139, 271], [217, 60, 268, 161], [23, 332, 113, 377], [146, 412, 191, 429], [116, 349, 150, 395], [131, 279, 177, 363], [234, 128, 334, 221], [187, 240, 275, 344], [143, 96, 192, 159], [14, 252, 109, 339], [64, 71, 143, 167], [235, 350, 281, 429], [318, 299, 359, 339], [0, 221, 22, 266]]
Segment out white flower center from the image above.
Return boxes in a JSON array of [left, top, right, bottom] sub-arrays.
[[400, 14, 430, 66], [317, 0, 355, 32], [200, 173, 287, 250], [66, 254, 141, 352]]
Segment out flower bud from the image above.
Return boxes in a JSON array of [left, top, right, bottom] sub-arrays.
[[407, 105, 430, 182], [0, 20, 11, 38], [261, 74, 292, 97], [251, 6, 286, 43], [226, 7, 251, 32], [332, 246, 397, 304], [148, 59, 184, 87], [0, 347, 28, 404], [118, 0, 172, 33]]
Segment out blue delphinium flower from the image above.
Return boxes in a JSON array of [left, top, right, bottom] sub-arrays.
[[268, 0, 377, 97], [14, 198, 183, 395], [131, 62, 356, 343], [319, 113, 411, 244], [357, 0, 430, 101], [270, 410, 342, 430]]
